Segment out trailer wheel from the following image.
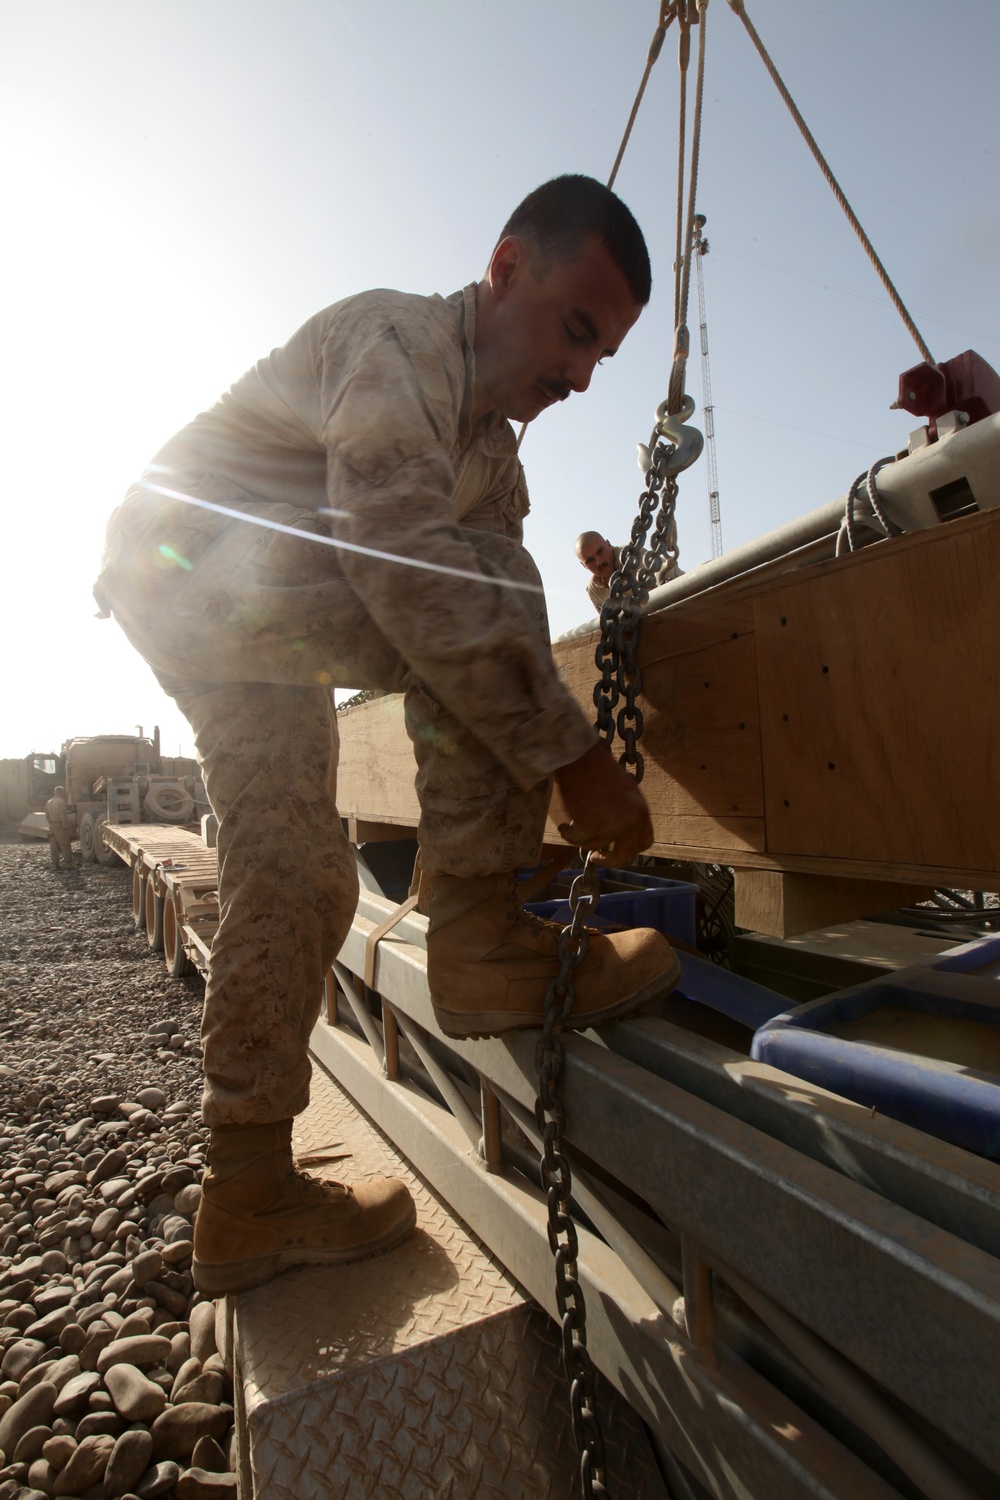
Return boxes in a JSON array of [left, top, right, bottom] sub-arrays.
[[145, 878, 165, 951], [132, 864, 147, 932], [94, 816, 117, 866], [79, 812, 98, 864], [163, 897, 194, 978]]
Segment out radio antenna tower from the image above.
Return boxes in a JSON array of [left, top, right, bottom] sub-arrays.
[[693, 214, 723, 558]]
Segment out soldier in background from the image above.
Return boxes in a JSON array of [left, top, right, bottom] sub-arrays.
[[45, 786, 76, 870], [575, 529, 682, 613]]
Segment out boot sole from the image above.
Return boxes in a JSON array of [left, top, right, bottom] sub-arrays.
[[191, 1199, 418, 1296], [433, 959, 681, 1041]]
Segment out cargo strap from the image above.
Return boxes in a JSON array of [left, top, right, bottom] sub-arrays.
[[364, 894, 420, 990]]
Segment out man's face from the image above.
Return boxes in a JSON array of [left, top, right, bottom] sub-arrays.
[[577, 536, 615, 581], [481, 234, 642, 423]]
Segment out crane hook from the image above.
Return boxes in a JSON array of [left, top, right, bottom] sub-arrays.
[[637, 393, 704, 478]]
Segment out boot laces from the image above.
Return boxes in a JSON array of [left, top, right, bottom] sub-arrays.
[[503, 878, 594, 942], [287, 1163, 350, 1203]]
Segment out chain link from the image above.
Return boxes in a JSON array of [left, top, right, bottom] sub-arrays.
[[594, 394, 703, 781], [534, 855, 609, 1498]]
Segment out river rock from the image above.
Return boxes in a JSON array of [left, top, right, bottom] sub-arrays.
[[173, 1185, 201, 1217], [173, 1371, 225, 1407], [79, 1326, 115, 1370], [27, 1457, 56, 1494], [97, 1336, 172, 1375], [41, 1432, 76, 1469], [151, 1403, 229, 1462], [57, 1325, 87, 1357], [12, 1257, 43, 1286], [161, 1239, 193, 1267], [12, 1426, 52, 1463], [23, 1308, 73, 1344], [165, 1333, 191, 1375], [189, 1436, 227, 1473], [88, 1150, 128, 1188], [90, 1208, 121, 1243], [177, 1468, 237, 1499], [135, 1089, 166, 1113], [40, 1356, 81, 1395], [104, 1364, 166, 1423], [159, 1216, 192, 1246], [53, 1371, 102, 1416], [170, 1359, 200, 1402], [136, 1459, 181, 1497], [147, 1280, 188, 1317], [20, 1362, 57, 1397], [129, 1251, 162, 1288], [75, 1411, 124, 1440], [188, 1304, 217, 1365], [90, 1098, 122, 1116], [104, 1427, 154, 1498], [100, 1179, 133, 1205], [1, 1339, 46, 1382], [114, 1314, 152, 1343], [32, 1287, 74, 1317], [52, 1431, 114, 1494], [0, 1382, 58, 1455]]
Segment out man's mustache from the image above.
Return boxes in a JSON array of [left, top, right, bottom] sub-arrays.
[[538, 378, 571, 402]]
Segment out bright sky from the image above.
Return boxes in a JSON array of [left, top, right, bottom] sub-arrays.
[[2, 0, 997, 760]]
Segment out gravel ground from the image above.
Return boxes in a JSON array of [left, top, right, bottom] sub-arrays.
[[0, 830, 235, 1500]]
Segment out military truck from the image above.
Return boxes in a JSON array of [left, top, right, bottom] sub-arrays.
[[23, 728, 206, 862]]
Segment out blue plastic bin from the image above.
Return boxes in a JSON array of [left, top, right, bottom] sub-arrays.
[[523, 867, 699, 947], [674, 952, 789, 1030], [751, 934, 1000, 1159]]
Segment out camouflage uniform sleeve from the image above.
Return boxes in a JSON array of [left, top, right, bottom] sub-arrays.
[[586, 574, 606, 613], [320, 323, 594, 789]]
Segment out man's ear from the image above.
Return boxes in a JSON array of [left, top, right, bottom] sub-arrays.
[[489, 236, 524, 299]]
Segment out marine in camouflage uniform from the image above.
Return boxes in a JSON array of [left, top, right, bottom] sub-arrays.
[[45, 788, 75, 870], [95, 176, 679, 1294]]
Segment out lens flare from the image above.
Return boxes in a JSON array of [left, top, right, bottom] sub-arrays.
[[157, 542, 193, 570], [140, 481, 543, 594]]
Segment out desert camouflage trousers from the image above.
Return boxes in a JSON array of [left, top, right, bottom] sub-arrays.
[[97, 494, 552, 1124], [48, 827, 74, 869]]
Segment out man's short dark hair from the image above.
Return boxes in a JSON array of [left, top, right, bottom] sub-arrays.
[[498, 175, 651, 306]]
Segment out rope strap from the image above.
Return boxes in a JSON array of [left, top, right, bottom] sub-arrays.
[[727, 0, 933, 364], [363, 893, 420, 990]]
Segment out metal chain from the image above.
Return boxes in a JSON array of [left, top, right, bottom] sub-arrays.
[[536, 11, 706, 1492], [594, 396, 704, 781], [534, 855, 608, 1498]]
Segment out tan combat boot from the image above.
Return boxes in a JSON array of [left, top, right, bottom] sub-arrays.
[[192, 1121, 416, 1295], [426, 872, 681, 1039]]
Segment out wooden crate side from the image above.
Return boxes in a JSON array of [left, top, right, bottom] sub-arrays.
[[335, 698, 419, 826], [557, 590, 765, 854], [734, 870, 933, 938], [755, 509, 1000, 877]]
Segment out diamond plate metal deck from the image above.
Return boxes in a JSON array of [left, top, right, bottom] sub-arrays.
[[233, 1061, 667, 1499]]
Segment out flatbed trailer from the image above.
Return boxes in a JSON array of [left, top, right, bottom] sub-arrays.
[[101, 821, 1000, 1499]]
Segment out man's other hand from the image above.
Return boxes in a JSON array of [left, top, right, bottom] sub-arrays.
[[553, 740, 654, 870]]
